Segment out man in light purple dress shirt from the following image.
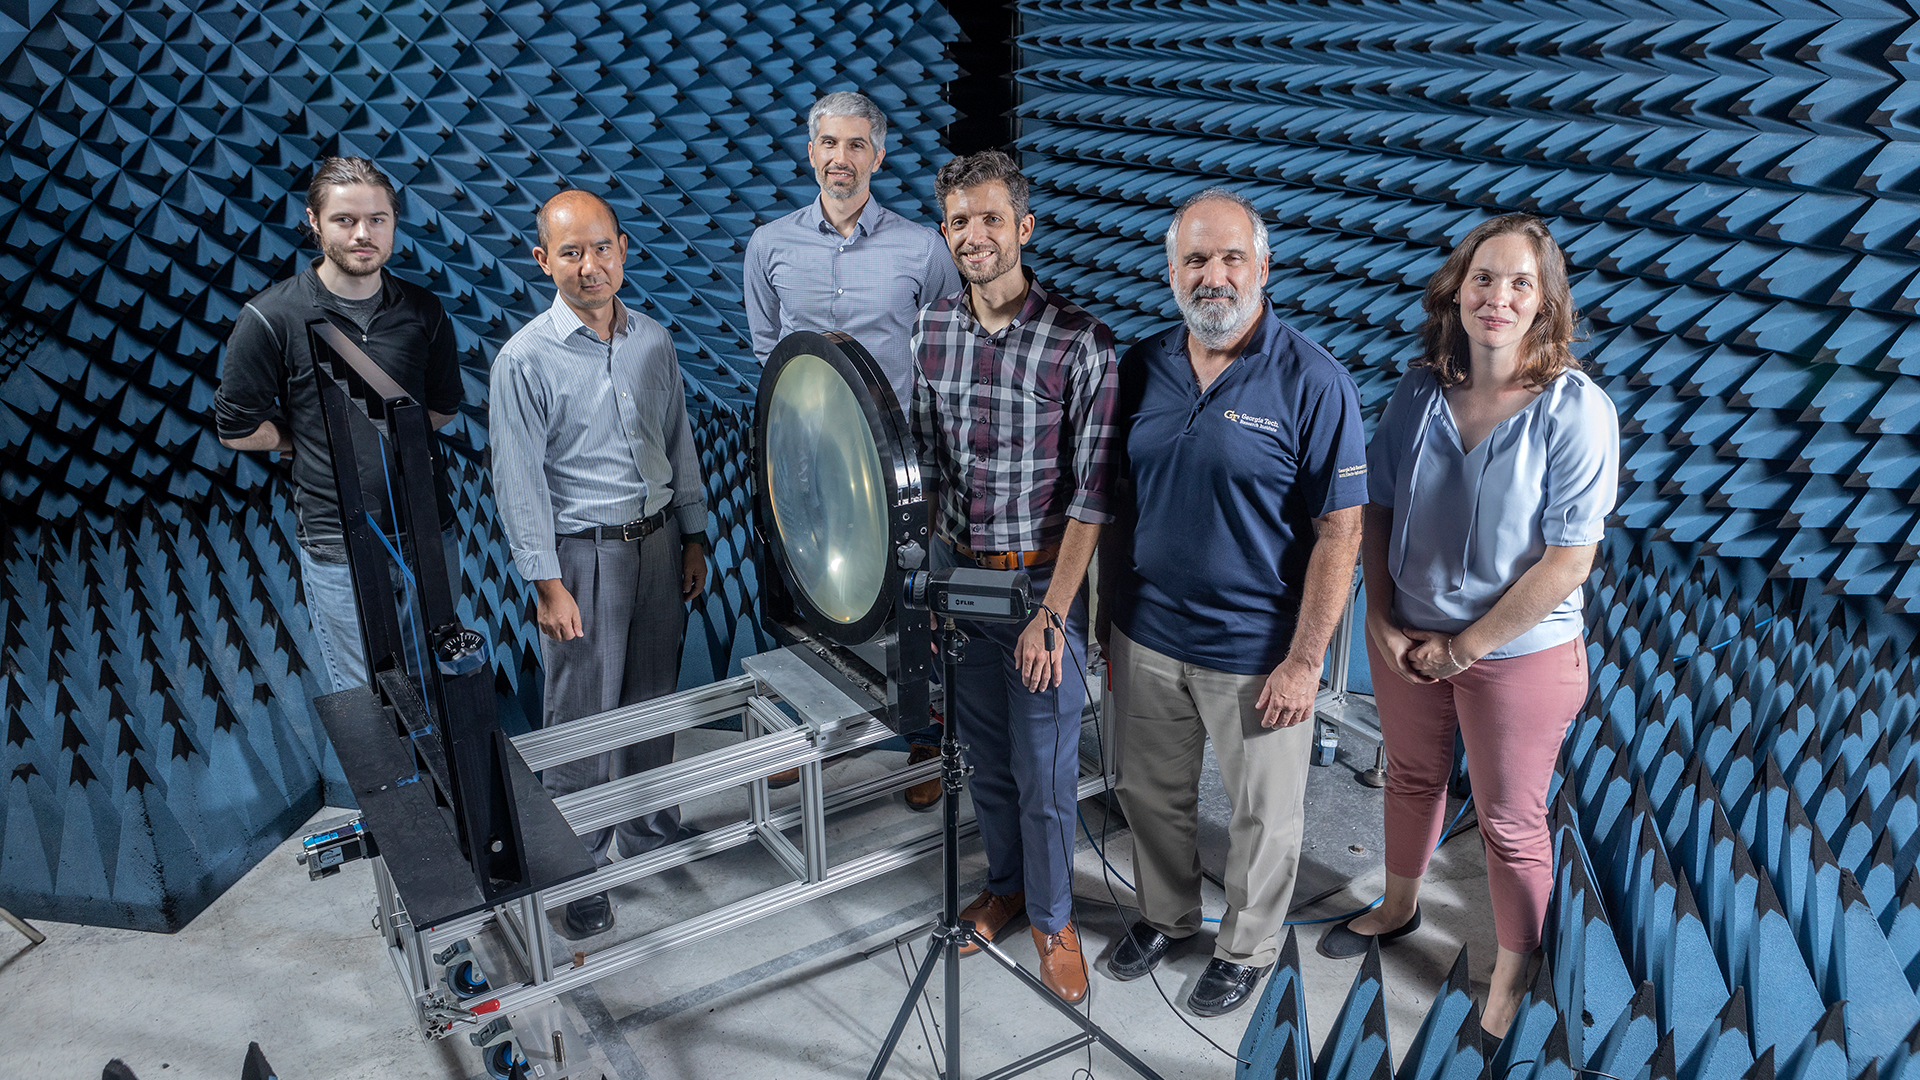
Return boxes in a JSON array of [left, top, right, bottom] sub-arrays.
[[742, 90, 962, 802], [742, 90, 962, 413]]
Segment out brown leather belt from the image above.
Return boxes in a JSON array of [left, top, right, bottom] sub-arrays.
[[946, 536, 1061, 571]]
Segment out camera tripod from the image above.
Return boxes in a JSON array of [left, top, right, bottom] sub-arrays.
[[866, 617, 1165, 1080]]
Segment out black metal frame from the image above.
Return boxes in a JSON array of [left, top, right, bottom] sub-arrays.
[[309, 321, 591, 924], [751, 330, 932, 734]]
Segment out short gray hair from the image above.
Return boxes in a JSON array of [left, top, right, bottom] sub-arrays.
[[808, 91, 888, 146], [1164, 188, 1270, 266]]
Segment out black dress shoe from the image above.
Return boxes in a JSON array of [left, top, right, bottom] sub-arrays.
[[562, 893, 614, 938], [1187, 958, 1270, 1017], [1317, 904, 1421, 959], [1107, 921, 1180, 981]]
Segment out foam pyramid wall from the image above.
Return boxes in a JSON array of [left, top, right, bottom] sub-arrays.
[[1235, 548, 1920, 1079], [1016, 0, 1920, 610], [1013, 0, 1920, 1065], [0, 0, 959, 931]]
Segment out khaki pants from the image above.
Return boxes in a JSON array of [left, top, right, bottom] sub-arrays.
[[1110, 628, 1313, 966]]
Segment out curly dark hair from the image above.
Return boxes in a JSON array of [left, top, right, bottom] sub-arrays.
[[934, 149, 1029, 221], [1417, 214, 1581, 388]]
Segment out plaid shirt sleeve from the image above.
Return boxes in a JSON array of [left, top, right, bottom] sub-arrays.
[[1064, 319, 1119, 525], [908, 306, 938, 472]]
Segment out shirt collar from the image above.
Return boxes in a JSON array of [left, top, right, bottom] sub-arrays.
[[544, 288, 634, 344], [1237, 305, 1280, 361], [1159, 302, 1280, 368], [956, 268, 1047, 336], [804, 194, 885, 239], [302, 256, 395, 309]]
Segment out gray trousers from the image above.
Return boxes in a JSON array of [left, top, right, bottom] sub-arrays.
[[1110, 628, 1313, 967], [539, 529, 685, 865]]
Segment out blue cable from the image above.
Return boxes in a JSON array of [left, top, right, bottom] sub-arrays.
[[370, 428, 438, 786], [1665, 614, 1772, 666], [373, 428, 434, 712]]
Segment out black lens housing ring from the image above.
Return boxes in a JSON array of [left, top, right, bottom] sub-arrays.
[[752, 331, 925, 648]]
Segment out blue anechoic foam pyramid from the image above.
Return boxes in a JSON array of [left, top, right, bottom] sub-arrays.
[[1550, 541, 1920, 1078], [1016, 0, 1920, 612], [0, 0, 959, 930], [1233, 544, 1920, 1080], [1015, 0, 1920, 1068]]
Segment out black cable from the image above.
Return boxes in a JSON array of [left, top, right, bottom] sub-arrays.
[[1053, 615, 1251, 1067], [1035, 602, 1097, 1074], [1499, 1065, 1628, 1080], [1058, 626, 1483, 1066]]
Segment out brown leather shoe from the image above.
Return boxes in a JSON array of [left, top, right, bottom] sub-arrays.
[[766, 767, 800, 789], [904, 743, 942, 811], [1033, 923, 1088, 1003], [956, 889, 1025, 956]]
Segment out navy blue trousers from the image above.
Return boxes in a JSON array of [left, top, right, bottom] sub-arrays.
[[938, 542, 1087, 935]]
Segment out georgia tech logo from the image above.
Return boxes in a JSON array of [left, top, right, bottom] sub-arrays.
[[1223, 409, 1279, 434]]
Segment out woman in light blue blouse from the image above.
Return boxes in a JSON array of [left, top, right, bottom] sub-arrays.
[[1317, 214, 1619, 1044]]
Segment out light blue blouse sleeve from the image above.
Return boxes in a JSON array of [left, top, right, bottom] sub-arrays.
[[1540, 373, 1619, 547], [1365, 368, 1423, 507]]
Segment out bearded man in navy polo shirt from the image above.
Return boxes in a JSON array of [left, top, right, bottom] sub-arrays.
[[1099, 189, 1366, 1017]]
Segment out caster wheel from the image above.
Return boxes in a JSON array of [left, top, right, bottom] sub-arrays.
[[485, 1041, 525, 1080], [448, 959, 490, 999]]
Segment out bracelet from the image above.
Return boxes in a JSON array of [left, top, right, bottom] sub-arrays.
[[1445, 638, 1463, 673]]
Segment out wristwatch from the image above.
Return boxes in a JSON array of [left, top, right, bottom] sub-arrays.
[[681, 530, 711, 551]]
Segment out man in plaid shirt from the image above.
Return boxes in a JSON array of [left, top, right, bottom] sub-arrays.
[[910, 150, 1118, 1004]]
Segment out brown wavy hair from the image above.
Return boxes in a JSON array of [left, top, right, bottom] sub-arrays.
[[306, 156, 400, 218], [1417, 214, 1580, 388]]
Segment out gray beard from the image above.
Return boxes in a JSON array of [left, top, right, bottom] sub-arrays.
[[1178, 287, 1262, 350]]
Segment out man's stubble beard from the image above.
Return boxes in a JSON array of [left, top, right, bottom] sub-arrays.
[[322, 237, 387, 278], [957, 247, 1019, 287]]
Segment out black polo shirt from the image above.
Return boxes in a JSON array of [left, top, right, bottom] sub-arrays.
[[213, 259, 462, 559], [1109, 309, 1367, 675]]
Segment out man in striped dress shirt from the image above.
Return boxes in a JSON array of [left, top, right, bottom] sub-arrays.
[[910, 150, 1119, 1004], [490, 190, 711, 939]]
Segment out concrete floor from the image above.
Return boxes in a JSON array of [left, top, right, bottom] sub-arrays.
[[2, 729, 1500, 1080]]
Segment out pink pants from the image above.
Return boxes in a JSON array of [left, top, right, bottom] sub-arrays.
[[1367, 634, 1587, 953]]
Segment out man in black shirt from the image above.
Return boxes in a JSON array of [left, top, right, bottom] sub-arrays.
[[214, 156, 463, 692]]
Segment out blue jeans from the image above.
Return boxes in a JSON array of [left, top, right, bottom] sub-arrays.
[[936, 540, 1088, 933], [299, 529, 461, 693]]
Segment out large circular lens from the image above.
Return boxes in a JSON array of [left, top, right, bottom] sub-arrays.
[[764, 353, 889, 624]]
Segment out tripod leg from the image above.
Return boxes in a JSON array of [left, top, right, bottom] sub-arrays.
[[0, 906, 44, 946], [945, 918, 961, 1080], [867, 932, 948, 1080], [973, 938, 1169, 1080], [943, 716, 964, 1080]]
